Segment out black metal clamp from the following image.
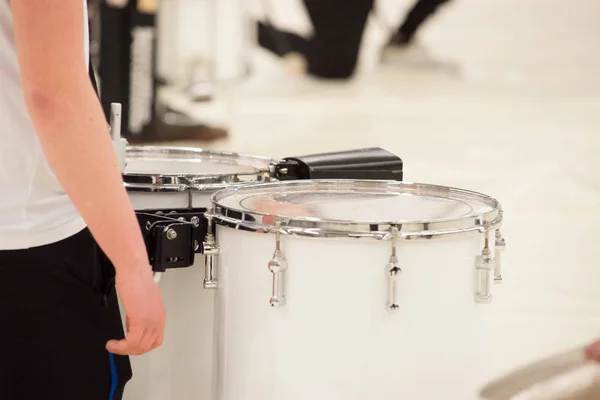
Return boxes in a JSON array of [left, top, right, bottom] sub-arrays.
[[136, 209, 209, 274]]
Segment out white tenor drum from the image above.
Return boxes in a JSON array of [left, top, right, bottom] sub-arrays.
[[124, 145, 274, 210], [121, 146, 273, 400], [480, 348, 600, 400], [208, 180, 506, 400]]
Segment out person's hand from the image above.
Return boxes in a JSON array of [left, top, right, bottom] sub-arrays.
[[585, 339, 600, 362], [106, 266, 166, 356]]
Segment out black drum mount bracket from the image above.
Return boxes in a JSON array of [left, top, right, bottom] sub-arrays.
[[135, 209, 209, 273], [133, 208, 260, 274], [273, 147, 403, 181]]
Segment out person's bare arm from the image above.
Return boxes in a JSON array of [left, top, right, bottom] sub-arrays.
[[11, 0, 165, 355], [586, 340, 600, 362]]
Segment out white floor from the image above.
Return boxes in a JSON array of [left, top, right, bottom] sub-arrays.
[[155, 0, 600, 389]]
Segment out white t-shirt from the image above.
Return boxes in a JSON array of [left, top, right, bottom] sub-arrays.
[[0, 0, 89, 249]]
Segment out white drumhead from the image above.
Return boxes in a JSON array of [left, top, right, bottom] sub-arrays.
[[211, 180, 502, 239], [219, 184, 492, 223], [125, 150, 263, 176]]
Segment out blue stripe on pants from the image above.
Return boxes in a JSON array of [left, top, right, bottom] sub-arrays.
[[109, 353, 119, 400]]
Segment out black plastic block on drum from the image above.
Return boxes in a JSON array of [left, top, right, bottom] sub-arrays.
[[274, 147, 403, 181]]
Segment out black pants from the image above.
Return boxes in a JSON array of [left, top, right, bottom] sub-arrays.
[[0, 229, 132, 400], [397, 0, 451, 42], [258, 0, 450, 79], [259, 0, 374, 79]]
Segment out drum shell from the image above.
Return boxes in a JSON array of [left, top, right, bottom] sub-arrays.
[[213, 226, 492, 400], [124, 263, 216, 400], [126, 184, 266, 210], [123, 190, 216, 400], [127, 190, 190, 210], [191, 189, 217, 208], [121, 146, 274, 400]]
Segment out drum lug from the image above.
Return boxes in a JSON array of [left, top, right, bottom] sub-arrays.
[[386, 226, 401, 312], [494, 229, 506, 284], [475, 233, 494, 303], [268, 221, 288, 307], [203, 233, 219, 289], [202, 211, 220, 289]]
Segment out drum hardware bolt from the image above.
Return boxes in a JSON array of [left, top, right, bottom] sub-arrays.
[[494, 229, 506, 284], [156, 211, 164, 215], [203, 215, 219, 289], [278, 168, 288, 175], [191, 216, 200, 227], [145, 221, 152, 231], [178, 217, 185, 222], [203, 233, 219, 289], [268, 221, 288, 307], [475, 234, 494, 303], [166, 229, 178, 240], [258, 167, 271, 178], [386, 226, 401, 312], [153, 272, 164, 285], [169, 211, 177, 215]]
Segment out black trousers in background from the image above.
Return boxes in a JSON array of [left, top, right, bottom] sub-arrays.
[[0, 229, 132, 400], [259, 0, 374, 79], [397, 0, 451, 42], [258, 0, 450, 79], [303, 0, 375, 78]]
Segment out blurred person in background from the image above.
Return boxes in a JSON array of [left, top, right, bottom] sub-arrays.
[[89, 0, 228, 143], [0, 0, 165, 398], [382, 0, 450, 53], [258, 0, 452, 79]]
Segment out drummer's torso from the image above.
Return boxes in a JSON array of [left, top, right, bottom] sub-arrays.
[[0, 1, 89, 250]]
